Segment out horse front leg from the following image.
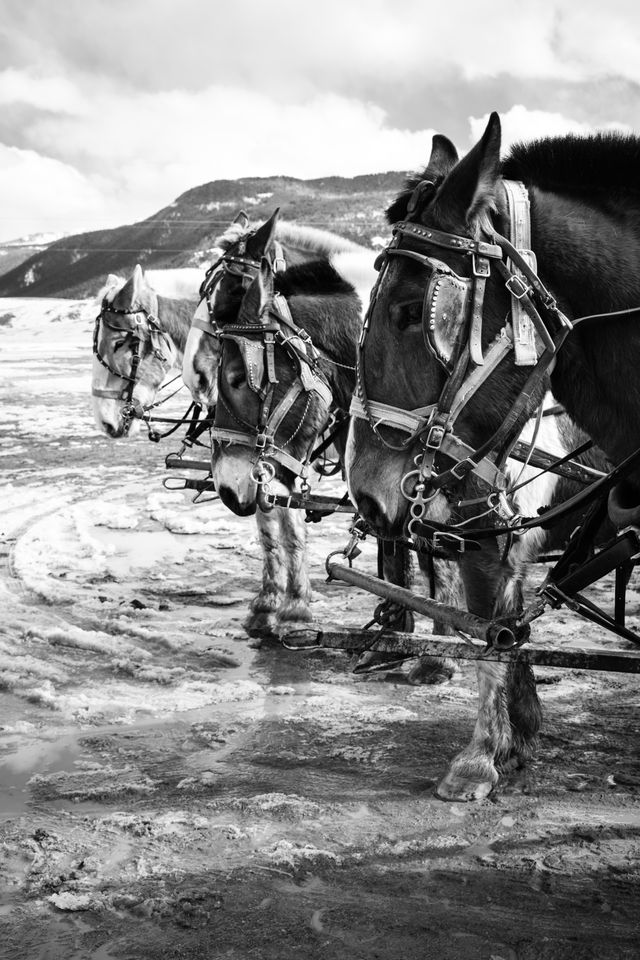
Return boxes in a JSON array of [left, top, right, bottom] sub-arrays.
[[277, 508, 312, 623], [436, 537, 541, 801], [408, 552, 460, 685], [245, 508, 287, 640]]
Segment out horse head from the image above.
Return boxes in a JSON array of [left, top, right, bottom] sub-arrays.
[[348, 113, 547, 539], [182, 209, 279, 411], [92, 263, 179, 438], [213, 255, 337, 515]]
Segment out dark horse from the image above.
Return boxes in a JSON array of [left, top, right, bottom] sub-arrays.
[[348, 112, 631, 800], [185, 211, 462, 673]]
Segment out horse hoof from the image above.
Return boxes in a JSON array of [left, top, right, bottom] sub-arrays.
[[276, 601, 313, 623], [407, 657, 456, 686], [243, 613, 279, 646], [435, 770, 496, 802]]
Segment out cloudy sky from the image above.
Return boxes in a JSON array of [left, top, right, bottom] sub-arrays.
[[0, 0, 639, 241]]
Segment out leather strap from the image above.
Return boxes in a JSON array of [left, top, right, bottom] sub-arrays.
[[394, 221, 503, 259], [503, 180, 538, 366]]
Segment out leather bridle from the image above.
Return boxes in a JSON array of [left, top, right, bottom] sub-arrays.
[[92, 297, 176, 427], [212, 267, 334, 489], [351, 179, 575, 538]]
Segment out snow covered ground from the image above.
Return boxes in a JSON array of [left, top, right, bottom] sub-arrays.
[[1, 297, 639, 960]]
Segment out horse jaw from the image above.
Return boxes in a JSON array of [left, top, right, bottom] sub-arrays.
[[345, 419, 410, 536], [91, 358, 144, 439], [346, 419, 452, 537], [213, 447, 259, 516], [182, 322, 219, 408]]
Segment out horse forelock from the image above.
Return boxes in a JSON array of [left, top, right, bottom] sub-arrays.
[[95, 275, 125, 307], [386, 170, 432, 225]]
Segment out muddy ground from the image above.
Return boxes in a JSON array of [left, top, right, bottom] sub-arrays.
[[1, 298, 639, 959]]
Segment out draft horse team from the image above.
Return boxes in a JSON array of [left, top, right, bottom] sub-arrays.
[[92, 111, 640, 802]]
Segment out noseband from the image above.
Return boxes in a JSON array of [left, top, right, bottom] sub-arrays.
[[92, 297, 175, 425], [352, 179, 574, 536]]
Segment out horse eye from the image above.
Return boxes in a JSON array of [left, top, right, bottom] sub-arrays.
[[391, 300, 423, 330], [227, 366, 246, 390], [113, 339, 127, 350]]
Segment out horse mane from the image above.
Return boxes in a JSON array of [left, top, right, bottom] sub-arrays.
[[386, 131, 640, 227], [276, 259, 357, 298], [155, 295, 196, 349], [213, 218, 363, 259], [502, 131, 640, 195]]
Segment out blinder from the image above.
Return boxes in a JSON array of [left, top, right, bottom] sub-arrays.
[[422, 259, 472, 371]]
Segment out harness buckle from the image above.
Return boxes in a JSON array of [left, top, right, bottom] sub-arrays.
[[432, 531, 467, 554], [255, 432, 269, 450], [424, 423, 446, 450], [449, 457, 475, 481], [505, 274, 530, 300], [472, 254, 491, 278]]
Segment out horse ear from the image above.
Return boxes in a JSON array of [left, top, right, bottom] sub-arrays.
[[256, 256, 274, 312], [233, 209, 249, 228], [132, 263, 145, 296], [239, 257, 273, 324], [246, 208, 280, 259], [427, 134, 459, 177], [432, 112, 501, 233]]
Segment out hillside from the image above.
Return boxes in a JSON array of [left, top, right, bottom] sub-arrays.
[[0, 233, 65, 279], [0, 172, 404, 299]]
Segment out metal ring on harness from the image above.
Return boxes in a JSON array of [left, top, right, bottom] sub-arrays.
[[250, 460, 276, 485]]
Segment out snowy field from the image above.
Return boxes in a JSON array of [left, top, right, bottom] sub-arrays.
[[1, 297, 639, 959]]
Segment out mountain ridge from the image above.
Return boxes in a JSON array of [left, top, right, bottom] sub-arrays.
[[0, 171, 405, 299]]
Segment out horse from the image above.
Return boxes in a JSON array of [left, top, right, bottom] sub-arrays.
[[182, 212, 466, 669], [347, 113, 635, 800], [92, 264, 198, 438], [188, 210, 611, 687]]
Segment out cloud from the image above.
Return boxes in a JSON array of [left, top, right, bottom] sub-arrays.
[[4, 0, 640, 98], [468, 105, 632, 152], [0, 81, 437, 238], [0, 68, 86, 114], [0, 143, 126, 242], [1, 1, 639, 239]]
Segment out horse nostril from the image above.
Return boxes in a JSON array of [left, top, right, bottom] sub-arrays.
[[355, 493, 387, 529], [218, 485, 256, 517]]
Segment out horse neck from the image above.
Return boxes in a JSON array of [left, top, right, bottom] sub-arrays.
[[287, 292, 358, 412], [156, 295, 197, 355], [531, 186, 640, 474]]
